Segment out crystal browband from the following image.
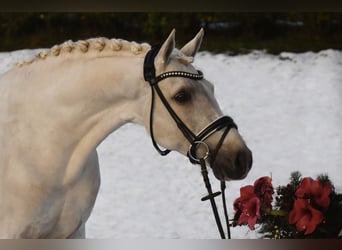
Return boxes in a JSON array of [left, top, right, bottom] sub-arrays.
[[151, 70, 203, 85]]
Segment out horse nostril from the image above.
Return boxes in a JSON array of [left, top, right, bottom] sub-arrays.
[[235, 150, 245, 169], [235, 148, 252, 176]]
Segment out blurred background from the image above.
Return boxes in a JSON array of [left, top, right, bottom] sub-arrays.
[[0, 12, 341, 54]]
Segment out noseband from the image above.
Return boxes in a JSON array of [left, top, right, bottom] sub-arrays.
[[143, 45, 237, 239]]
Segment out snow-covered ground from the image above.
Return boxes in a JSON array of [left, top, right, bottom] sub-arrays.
[[0, 48, 341, 239]]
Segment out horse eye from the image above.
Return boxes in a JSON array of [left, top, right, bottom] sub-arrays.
[[173, 90, 192, 104]]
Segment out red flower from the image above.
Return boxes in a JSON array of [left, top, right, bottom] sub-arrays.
[[289, 199, 324, 235], [236, 185, 255, 201], [254, 176, 274, 210], [238, 196, 261, 230], [233, 185, 261, 230], [234, 177, 275, 230], [234, 185, 255, 212], [295, 177, 332, 209]]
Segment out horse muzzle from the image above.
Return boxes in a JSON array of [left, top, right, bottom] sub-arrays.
[[211, 145, 253, 181]]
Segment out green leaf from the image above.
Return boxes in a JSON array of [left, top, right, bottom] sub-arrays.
[[268, 209, 288, 217]]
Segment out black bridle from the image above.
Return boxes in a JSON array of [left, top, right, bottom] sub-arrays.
[[143, 45, 238, 239]]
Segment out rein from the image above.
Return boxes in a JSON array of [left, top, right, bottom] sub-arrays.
[[143, 45, 237, 239]]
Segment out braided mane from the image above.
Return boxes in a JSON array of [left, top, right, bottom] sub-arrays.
[[15, 37, 151, 67]]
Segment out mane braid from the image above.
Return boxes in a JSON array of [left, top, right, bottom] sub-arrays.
[[15, 37, 151, 67]]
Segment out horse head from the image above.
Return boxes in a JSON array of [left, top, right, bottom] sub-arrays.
[[143, 29, 252, 181]]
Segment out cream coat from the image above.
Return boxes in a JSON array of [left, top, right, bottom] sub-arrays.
[[0, 29, 252, 238]]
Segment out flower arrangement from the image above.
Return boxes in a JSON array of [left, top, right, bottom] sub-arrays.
[[232, 172, 342, 238]]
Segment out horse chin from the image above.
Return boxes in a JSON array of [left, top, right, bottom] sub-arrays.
[[211, 164, 246, 181], [211, 163, 237, 181]]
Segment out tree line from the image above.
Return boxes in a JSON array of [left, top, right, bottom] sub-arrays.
[[0, 13, 341, 54]]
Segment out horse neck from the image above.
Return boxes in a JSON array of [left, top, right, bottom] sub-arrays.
[[88, 54, 150, 129], [48, 54, 146, 131], [12, 54, 149, 184]]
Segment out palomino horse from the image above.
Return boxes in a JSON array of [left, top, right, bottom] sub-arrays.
[[0, 29, 252, 238]]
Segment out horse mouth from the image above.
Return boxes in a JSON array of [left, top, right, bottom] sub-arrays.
[[210, 148, 253, 181]]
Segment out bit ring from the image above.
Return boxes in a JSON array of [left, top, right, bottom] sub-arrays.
[[188, 141, 210, 163]]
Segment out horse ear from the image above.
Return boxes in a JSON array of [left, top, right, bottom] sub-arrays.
[[181, 28, 204, 57], [155, 29, 176, 66]]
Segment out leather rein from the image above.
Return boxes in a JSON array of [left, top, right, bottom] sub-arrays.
[[143, 45, 237, 239]]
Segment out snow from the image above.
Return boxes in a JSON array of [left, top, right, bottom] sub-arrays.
[[0, 48, 341, 239]]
